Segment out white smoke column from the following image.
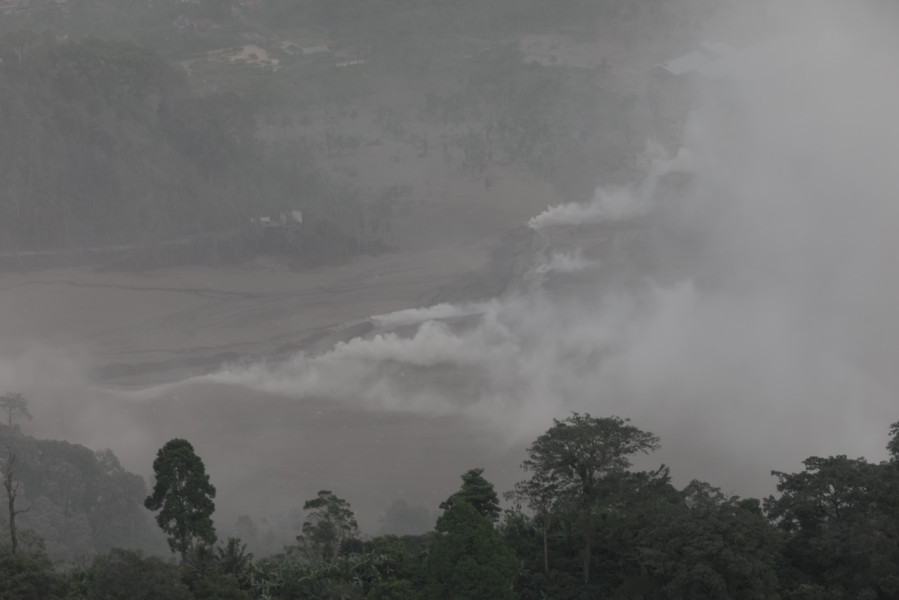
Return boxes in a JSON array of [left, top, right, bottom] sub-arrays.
[[528, 186, 645, 229], [528, 142, 693, 230]]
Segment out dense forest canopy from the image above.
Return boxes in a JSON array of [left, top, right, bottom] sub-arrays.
[[0, 35, 245, 249], [0, 422, 163, 560], [5, 407, 899, 599]]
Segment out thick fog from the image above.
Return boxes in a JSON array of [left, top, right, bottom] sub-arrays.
[[3, 0, 899, 537]]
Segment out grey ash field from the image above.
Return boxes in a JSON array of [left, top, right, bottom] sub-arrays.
[[0, 165, 560, 532]]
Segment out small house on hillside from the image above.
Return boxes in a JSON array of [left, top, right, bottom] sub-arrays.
[[249, 210, 303, 229]]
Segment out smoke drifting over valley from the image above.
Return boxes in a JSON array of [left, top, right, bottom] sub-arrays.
[[183, 2, 899, 494], [3, 0, 899, 538]]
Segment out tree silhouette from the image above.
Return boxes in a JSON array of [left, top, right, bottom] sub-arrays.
[[520, 413, 660, 583], [2, 447, 30, 554], [424, 500, 517, 600], [0, 393, 31, 432], [440, 468, 502, 522], [144, 439, 217, 560]]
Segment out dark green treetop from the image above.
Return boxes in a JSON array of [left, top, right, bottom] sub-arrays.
[[439, 467, 502, 522], [144, 438, 217, 560], [424, 500, 518, 600], [520, 412, 660, 583]]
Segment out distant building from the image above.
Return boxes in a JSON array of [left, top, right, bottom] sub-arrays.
[[250, 211, 303, 229], [174, 16, 220, 32], [335, 59, 367, 68]]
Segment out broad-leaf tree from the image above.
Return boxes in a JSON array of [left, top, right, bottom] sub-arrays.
[[144, 438, 217, 560], [297, 490, 359, 564], [505, 467, 561, 574], [0, 550, 67, 600], [84, 548, 192, 600], [519, 412, 660, 583], [627, 480, 781, 599], [765, 454, 899, 598]]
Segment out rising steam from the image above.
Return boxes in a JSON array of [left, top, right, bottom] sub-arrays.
[[193, 2, 899, 495], [0, 2, 860, 511]]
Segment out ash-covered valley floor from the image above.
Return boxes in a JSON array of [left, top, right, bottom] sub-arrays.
[[0, 170, 579, 534], [0, 151, 696, 537]]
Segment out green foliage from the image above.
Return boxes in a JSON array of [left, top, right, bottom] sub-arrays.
[[888, 421, 899, 462], [368, 578, 416, 600], [74, 548, 191, 600], [0, 34, 368, 264], [0, 428, 157, 561], [297, 490, 360, 565], [423, 500, 518, 600], [0, 550, 66, 600], [440, 468, 502, 522], [144, 438, 217, 560], [10, 411, 899, 599], [623, 480, 782, 599], [368, 534, 429, 592], [250, 543, 404, 599], [0, 35, 247, 249], [173, 539, 254, 599], [505, 466, 563, 576], [765, 454, 899, 599], [522, 414, 661, 498], [520, 412, 660, 583], [216, 537, 254, 583], [186, 574, 250, 600]]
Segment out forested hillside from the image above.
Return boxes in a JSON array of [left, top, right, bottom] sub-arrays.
[[0, 422, 162, 561], [0, 36, 243, 249], [0, 0, 762, 265], [4, 406, 899, 599], [0, 34, 375, 265]]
